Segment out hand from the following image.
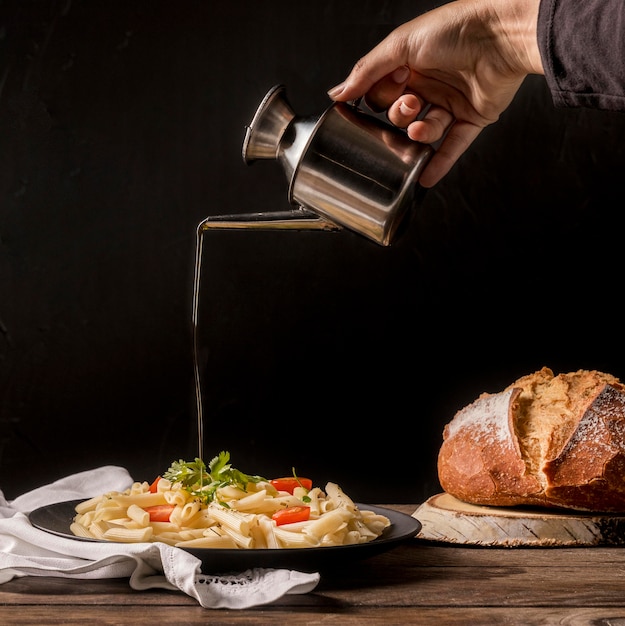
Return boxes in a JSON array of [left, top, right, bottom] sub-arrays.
[[328, 0, 543, 187]]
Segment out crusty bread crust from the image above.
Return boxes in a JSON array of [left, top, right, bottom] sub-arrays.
[[438, 367, 625, 512]]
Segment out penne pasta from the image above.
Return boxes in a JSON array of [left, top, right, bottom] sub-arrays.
[[70, 460, 391, 550], [273, 527, 319, 548], [90, 507, 128, 522], [230, 489, 269, 511], [102, 526, 153, 543], [170, 501, 201, 527], [87, 520, 109, 540], [207, 505, 253, 536], [257, 516, 279, 549], [127, 504, 149, 526], [303, 508, 352, 540], [176, 533, 238, 549], [164, 489, 188, 506], [111, 493, 168, 508], [69, 521, 93, 538], [74, 496, 103, 515]]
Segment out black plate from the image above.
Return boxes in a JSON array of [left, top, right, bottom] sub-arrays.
[[29, 500, 421, 573]]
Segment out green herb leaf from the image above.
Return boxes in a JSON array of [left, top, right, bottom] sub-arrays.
[[163, 451, 266, 505]]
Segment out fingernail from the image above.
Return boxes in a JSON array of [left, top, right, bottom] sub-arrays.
[[327, 82, 345, 99], [399, 101, 416, 116], [392, 66, 410, 83]]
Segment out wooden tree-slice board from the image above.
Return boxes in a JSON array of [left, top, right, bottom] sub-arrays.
[[412, 492, 625, 546]]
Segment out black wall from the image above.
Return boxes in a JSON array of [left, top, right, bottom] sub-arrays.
[[2, 0, 625, 503]]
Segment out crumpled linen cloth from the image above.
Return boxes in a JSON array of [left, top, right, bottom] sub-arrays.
[[0, 466, 320, 609]]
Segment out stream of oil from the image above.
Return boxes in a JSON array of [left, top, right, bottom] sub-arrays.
[[190, 213, 331, 470], [191, 224, 205, 466]]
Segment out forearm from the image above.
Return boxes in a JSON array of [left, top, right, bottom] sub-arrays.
[[502, 0, 544, 75], [477, 0, 544, 76]]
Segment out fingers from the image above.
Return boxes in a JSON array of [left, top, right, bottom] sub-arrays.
[[328, 30, 410, 102], [387, 96, 455, 144], [418, 121, 482, 188], [331, 71, 481, 188], [362, 67, 411, 111], [386, 93, 425, 126], [329, 65, 411, 111]]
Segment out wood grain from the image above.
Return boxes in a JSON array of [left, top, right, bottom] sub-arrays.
[[5, 505, 625, 624], [414, 492, 625, 546]]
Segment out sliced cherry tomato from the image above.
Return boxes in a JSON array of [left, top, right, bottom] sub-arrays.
[[272, 505, 311, 526], [148, 476, 161, 493], [270, 477, 313, 494], [145, 504, 175, 522]]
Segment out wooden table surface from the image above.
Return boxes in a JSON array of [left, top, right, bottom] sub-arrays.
[[3, 504, 625, 625]]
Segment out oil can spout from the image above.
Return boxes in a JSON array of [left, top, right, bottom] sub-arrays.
[[197, 208, 341, 234]]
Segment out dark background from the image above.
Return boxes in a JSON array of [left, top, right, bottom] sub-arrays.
[[2, 0, 625, 503]]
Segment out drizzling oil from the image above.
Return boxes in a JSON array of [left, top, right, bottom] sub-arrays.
[[190, 211, 334, 470], [191, 223, 205, 465]]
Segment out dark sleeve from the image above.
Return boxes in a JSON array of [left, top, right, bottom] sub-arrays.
[[537, 0, 625, 110]]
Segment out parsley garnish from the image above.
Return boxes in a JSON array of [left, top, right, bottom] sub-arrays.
[[163, 451, 266, 506]]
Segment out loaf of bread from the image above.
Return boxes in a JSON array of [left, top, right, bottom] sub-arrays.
[[437, 367, 625, 512]]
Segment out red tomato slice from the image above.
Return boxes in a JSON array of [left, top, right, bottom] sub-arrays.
[[145, 504, 175, 522], [270, 477, 313, 494], [272, 506, 311, 526], [148, 476, 161, 493]]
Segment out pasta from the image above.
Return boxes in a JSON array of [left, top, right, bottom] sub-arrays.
[[71, 474, 391, 549]]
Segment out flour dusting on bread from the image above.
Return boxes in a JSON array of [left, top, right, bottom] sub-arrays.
[[446, 390, 513, 446]]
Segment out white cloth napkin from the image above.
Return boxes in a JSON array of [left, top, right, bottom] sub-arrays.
[[0, 466, 320, 609]]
